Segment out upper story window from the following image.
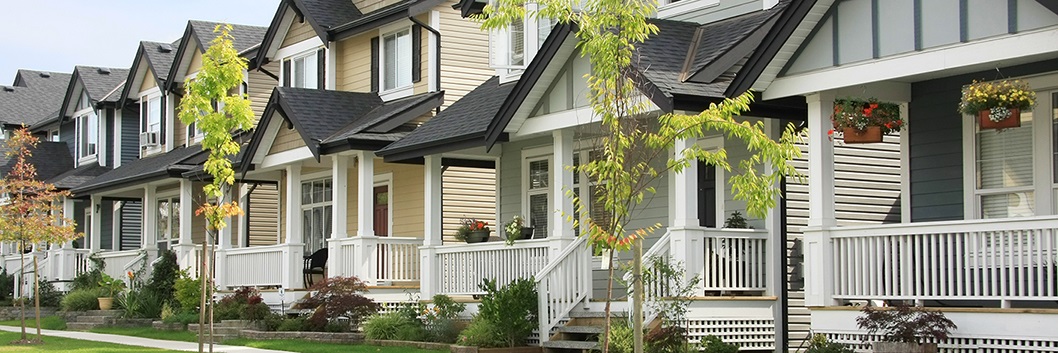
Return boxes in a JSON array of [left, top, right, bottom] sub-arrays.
[[49, 130, 60, 142], [382, 28, 413, 93], [490, 4, 552, 81], [74, 91, 97, 160], [140, 93, 162, 149], [283, 49, 323, 89]]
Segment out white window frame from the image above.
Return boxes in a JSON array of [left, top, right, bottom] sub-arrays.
[[300, 176, 333, 253], [490, 2, 552, 83], [521, 146, 552, 236], [379, 25, 414, 100], [284, 49, 320, 89], [74, 91, 98, 163], [656, 0, 720, 19], [156, 194, 180, 250], [49, 130, 60, 142], [962, 76, 1058, 219], [140, 88, 163, 155]]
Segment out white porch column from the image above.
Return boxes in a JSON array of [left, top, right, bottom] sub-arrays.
[[282, 164, 304, 289], [352, 151, 379, 284], [174, 179, 196, 272], [551, 129, 575, 257], [804, 92, 837, 307], [328, 154, 350, 276], [670, 137, 701, 288], [62, 198, 76, 249], [142, 186, 158, 250], [89, 195, 102, 253], [420, 155, 443, 298], [218, 191, 233, 250], [214, 190, 233, 289]]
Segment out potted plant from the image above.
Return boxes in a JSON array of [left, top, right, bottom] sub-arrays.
[[503, 216, 534, 245], [831, 98, 903, 143], [458, 218, 491, 243], [723, 211, 749, 229], [855, 303, 957, 353], [97, 273, 126, 311], [959, 79, 1036, 130]]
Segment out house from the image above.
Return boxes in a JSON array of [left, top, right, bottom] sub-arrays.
[[219, 0, 496, 299], [745, 0, 1058, 351]]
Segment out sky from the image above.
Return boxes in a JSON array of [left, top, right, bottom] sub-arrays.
[[0, 0, 281, 85]]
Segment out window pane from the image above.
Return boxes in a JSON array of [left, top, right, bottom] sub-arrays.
[[509, 19, 525, 67], [572, 153, 581, 185], [384, 34, 398, 90], [157, 201, 170, 241], [977, 111, 1033, 189], [303, 210, 313, 252], [305, 52, 318, 88], [294, 57, 306, 88], [88, 111, 97, 144], [323, 179, 332, 202], [981, 192, 1035, 219], [302, 183, 312, 204], [397, 32, 411, 88], [172, 200, 180, 237], [529, 160, 549, 189], [1053, 92, 1058, 183], [529, 193, 548, 237], [313, 181, 324, 203], [149, 97, 161, 132]]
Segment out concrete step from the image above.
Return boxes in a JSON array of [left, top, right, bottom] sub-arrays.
[[541, 340, 599, 350], [66, 322, 101, 331], [83, 310, 123, 317], [75, 316, 116, 324], [568, 311, 627, 318], [556, 325, 604, 334]]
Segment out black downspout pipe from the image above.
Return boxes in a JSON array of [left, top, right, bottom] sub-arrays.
[[408, 16, 442, 114]]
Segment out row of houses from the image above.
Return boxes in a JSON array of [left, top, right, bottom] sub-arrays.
[[2, 0, 1057, 351]]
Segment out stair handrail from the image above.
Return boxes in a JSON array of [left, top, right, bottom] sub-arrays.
[[625, 229, 672, 326], [534, 235, 592, 343]]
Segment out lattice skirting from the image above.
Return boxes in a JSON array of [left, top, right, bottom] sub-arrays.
[[820, 332, 1058, 353], [687, 318, 775, 351]]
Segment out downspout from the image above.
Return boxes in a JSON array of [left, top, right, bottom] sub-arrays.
[[408, 16, 442, 114]]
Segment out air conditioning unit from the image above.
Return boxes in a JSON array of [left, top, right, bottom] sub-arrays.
[[139, 131, 159, 147], [85, 143, 96, 156]]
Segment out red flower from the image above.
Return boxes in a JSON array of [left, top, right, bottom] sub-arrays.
[[827, 129, 834, 136]]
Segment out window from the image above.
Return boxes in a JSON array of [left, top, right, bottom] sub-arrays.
[[49, 130, 59, 142], [489, 4, 552, 79], [975, 110, 1035, 218], [301, 179, 333, 254], [74, 92, 97, 160], [285, 50, 319, 89], [381, 28, 412, 92], [157, 197, 180, 251], [526, 158, 549, 236]]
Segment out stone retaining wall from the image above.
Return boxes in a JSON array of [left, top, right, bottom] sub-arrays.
[[0, 307, 57, 320], [239, 330, 364, 344]]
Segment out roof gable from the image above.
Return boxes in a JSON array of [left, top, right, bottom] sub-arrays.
[[58, 66, 128, 119], [168, 20, 268, 92], [0, 70, 71, 127], [120, 41, 179, 106]]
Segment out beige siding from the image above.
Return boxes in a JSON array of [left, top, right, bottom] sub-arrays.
[[282, 19, 317, 48], [336, 34, 373, 92], [278, 174, 287, 243], [441, 166, 496, 243], [140, 69, 158, 92], [346, 160, 425, 237], [248, 61, 279, 125], [187, 51, 203, 76], [173, 94, 188, 148], [268, 126, 306, 154], [247, 183, 280, 246], [353, 0, 404, 14], [437, 2, 493, 109], [412, 15, 430, 95]]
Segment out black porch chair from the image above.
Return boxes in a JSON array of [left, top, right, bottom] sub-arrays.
[[303, 248, 328, 288]]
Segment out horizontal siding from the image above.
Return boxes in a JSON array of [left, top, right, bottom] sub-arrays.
[[247, 183, 280, 247], [140, 69, 157, 92], [336, 34, 373, 92], [442, 166, 496, 243], [282, 19, 316, 48], [120, 201, 142, 251], [268, 126, 305, 154], [121, 106, 140, 164], [187, 51, 203, 77], [354, 0, 404, 14], [437, 2, 493, 108], [248, 61, 278, 125]]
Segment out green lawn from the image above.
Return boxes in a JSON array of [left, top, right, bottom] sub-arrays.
[[91, 326, 197, 342], [0, 316, 66, 330], [0, 331, 184, 352], [224, 338, 448, 353]]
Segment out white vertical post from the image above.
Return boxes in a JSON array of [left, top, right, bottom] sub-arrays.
[[899, 103, 911, 223], [143, 186, 158, 250], [420, 155, 443, 298], [284, 164, 303, 289], [218, 191, 233, 250], [329, 154, 350, 276], [89, 195, 102, 253], [764, 119, 785, 351], [804, 92, 837, 307], [551, 129, 575, 257], [353, 151, 378, 284], [670, 137, 701, 288], [63, 198, 76, 249], [175, 179, 196, 272]]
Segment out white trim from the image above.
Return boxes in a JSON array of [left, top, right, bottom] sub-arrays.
[[281, 48, 322, 89], [260, 146, 314, 169], [764, 27, 1058, 100], [428, 10, 440, 93], [379, 26, 414, 100], [899, 103, 910, 223], [114, 108, 122, 168], [74, 105, 99, 165], [112, 201, 122, 250], [139, 89, 164, 157], [326, 41, 337, 90], [274, 37, 325, 63], [373, 172, 394, 237], [656, 0, 720, 19], [516, 106, 598, 138]]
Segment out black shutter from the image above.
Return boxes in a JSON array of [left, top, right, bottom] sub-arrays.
[[412, 25, 422, 83], [141, 101, 148, 133], [370, 36, 380, 92], [282, 59, 291, 87], [159, 96, 167, 145], [317, 48, 326, 90]]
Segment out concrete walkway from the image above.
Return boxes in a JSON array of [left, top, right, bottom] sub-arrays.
[[0, 325, 293, 352]]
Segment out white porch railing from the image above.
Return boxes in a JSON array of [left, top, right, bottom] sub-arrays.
[[376, 238, 421, 282], [332, 236, 423, 284], [436, 239, 551, 295], [221, 244, 289, 288], [639, 230, 673, 325], [826, 216, 1058, 302], [700, 229, 768, 292], [5, 252, 40, 298], [536, 236, 592, 342], [97, 249, 145, 280]]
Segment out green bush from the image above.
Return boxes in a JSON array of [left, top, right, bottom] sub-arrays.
[[646, 326, 698, 353], [0, 268, 13, 300], [215, 287, 270, 321], [118, 287, 163, 318], [700, 335, 739, 353], [161, 311, 200, 325], [259, 312, 285, 331], [364, 312, 419, 340], [601, 319, 634, 353], [143, 250, 179, 306], [423, 294, 465, 343], [71, 254, 105, 291], [277, 316, 307, 331], [457, 318, 505, 348], [173, 271, 204, 311], [61, 288, 104, 311], [462, 278, 537, 348], [32, 279, 63, 307], [805, 334, 855, 353]]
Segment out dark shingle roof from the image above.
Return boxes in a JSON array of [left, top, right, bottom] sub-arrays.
[[377, 77, 513, 158], [76, 66, 129, 104], [274, 87, 383, 144], [0, 70, 73, 126], [46, 163, 111, 191], [142, 41, 179, 81], [71, 146, 203, 195], [322, 91, 444, 143], [635, 19, 722, 98], [686, 2, 787, 80], [189, 20, 268, 53], [0, 141, 74, 181], [298, 0, 364, 30]]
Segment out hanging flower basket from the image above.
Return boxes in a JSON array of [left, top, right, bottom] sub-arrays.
[[959, 79, 1035, 130], [831, 98, 903, 144]]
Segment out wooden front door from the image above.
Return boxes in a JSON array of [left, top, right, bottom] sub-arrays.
[[374, 185, 389, 279], [698, 161, 717, 228]]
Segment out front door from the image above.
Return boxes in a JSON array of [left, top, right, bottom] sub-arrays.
[[698, 161, 717, 228], [374, 185, 389, 278]]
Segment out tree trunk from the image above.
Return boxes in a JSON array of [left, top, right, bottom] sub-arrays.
[[208, 237, 215, 353], [33, 255, 41, 341], [602, 250, 615, 353], [198, 245, 207, 353], [632, 238, 643, 353], [18, 240, 25, 341]]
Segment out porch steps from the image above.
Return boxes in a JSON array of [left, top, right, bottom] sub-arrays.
[[542, 310, 628, 353], [65, 310, 152, 331], [188, 320, 262, 343]]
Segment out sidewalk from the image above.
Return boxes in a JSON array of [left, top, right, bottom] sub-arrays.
[[0, 325, 293, 352]]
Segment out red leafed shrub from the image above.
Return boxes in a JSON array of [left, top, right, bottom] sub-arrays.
[[294, 276, 378, 331]]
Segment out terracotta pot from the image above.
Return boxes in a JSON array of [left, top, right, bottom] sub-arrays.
[[873, 342, 937, 353], [978, 108, 1021, 130], [466, 230, 490, 243], [842, 126, 883, 143], [98, 297, 114, 311]]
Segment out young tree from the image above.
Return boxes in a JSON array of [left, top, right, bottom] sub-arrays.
[[0, 127, 79, 344], [479, 2, 803, 352], [177, 24, 254, 353]]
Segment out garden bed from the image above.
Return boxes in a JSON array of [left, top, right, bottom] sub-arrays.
[[240, 329, 364, 344], [364, 339, 451, 351], [449, 346, 540, 353]]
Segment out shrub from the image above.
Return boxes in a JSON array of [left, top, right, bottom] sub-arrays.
[[0, 268, 13, 300], [71, 255, 104, 291], [700, 335, 739, 353], [215, 287, 270, 321], [277, 316, 307, 331], [61, 288, 103, 311], [260, 312, 285, 331], [646, 326, 691, 353], [457, 278, 537, 348], [423, 294, 465, 342], [173, 271, 204, 311], [856, 303, 956, 344], [293, 276, 377, 330], [118, 287, 163, 318], [32, 279, 63, 307], [805, 334, 855, 353], [143, 250, 179, 306], [601, 319, 634, 353], [162, 311, 200, 325], [363, 312, 427, 341], [456, 318, 504, 348]]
